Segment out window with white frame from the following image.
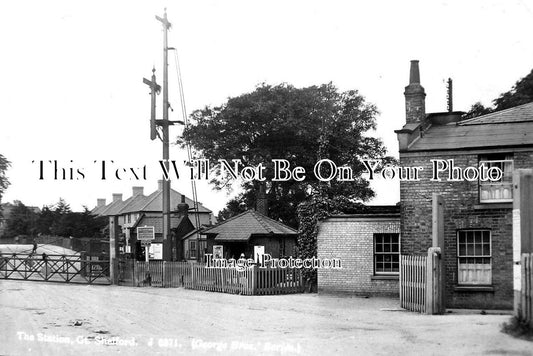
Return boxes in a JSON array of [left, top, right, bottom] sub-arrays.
[[374, 233, 400, 275], [479, 154, 513, 203], [457, 230, 492, 285]]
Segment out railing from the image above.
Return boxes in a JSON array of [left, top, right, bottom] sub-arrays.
[[519, 253, 533, 327], [118, 260, 304, 295], [0, 253, 110, 285]]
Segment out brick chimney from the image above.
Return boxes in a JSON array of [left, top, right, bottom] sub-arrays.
[[404, 60, 426, 124], [112, 193, 122, 202], [96, 198, 106, 208], [158, 180, 163, 191], [256, 184, 268, 216], [132, 186, 144, 196], [177, 195, 189, 217]]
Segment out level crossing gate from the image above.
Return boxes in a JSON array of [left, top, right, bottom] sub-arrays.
[[0, 253, 110, 285]]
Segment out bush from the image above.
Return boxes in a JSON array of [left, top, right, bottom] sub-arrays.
[[501, 315, 533, 341]]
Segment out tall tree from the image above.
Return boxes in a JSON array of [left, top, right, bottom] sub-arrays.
[[3, 201, 38, 238], [464, 68, 533, 119], [36, 199, 106, 238], [182, 83, 392, 227], [493, 68, 533, 110]]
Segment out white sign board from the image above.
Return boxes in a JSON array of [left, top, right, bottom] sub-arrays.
[[149, 243, 163, 260], [254, 245, 265, 263], [137, 226, 155, 241]]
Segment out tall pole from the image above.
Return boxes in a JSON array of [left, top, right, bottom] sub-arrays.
[[156, 9, 172, 261]]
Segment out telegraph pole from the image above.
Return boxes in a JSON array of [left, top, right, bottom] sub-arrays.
[[156, 9, 172, 261]]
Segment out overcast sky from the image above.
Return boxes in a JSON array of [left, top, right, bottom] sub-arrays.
[[1, 0, 533, 214]]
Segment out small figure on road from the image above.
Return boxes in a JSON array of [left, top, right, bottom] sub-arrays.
[[32, 239, 38, 255]]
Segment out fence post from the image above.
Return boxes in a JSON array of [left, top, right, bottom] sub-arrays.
[[191, 264, 196, 288], [162, 261, 166, 288], [432, 194, 445, 310], [513, 170, 533, 317], [251, 265, 256, 295], [426, 247, 444, 315]]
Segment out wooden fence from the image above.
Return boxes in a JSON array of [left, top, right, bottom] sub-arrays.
[[519, 253, 533, 327], [400, 248, 444, 314], [400, 255, 427, 313], [118, 260, 304, 295]]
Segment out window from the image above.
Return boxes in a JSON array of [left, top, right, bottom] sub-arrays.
[[374, 233, 400, 274], [189, 240, 197, 259], [479, 154, 513, 203], [457, 230, 491, 285]]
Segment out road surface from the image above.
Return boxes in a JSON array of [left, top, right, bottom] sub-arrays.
[[0, 280, 531, 355]]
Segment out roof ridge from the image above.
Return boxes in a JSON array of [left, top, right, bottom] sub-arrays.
[[251, 210, 298, 233], [139, 190, 161, 211], [117, 194, 145, 214], [203, 210, 251, 232], [98, 199, 123, 216], [249, 210, 274, 233]]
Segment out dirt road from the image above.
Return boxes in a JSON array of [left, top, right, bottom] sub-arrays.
[[0, 280, 531, 355]]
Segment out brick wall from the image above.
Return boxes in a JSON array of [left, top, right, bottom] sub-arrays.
[[317, 217, 400, 297], [400, 149, 533, 309]]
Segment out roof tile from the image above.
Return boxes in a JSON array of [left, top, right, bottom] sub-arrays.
[[204, 210, 297, 241]]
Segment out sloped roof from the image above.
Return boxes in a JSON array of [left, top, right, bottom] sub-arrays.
[[90, 204, 107, 216], [204, 210, 297, 242], [407, 102, 533, 151], [97, 198, 128, 216], [132, 214, 189, 235], [460, 102, 533, 125], [96, 187, 211, 216], [137, 189, 211, 214]]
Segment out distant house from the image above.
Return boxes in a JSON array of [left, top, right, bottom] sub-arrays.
[[92, 181, 213, 261], [317, 205, 400, 297], [395, 60, 533, 309], [202, 210, 298, 261]]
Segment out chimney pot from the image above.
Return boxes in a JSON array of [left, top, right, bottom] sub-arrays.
[[409, 60, 421, 84], [177, 195, 189, 217], [132, 186, 144, 196], [404, 60, 426, 124]]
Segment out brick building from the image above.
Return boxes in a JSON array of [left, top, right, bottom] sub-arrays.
[[396, 60, 533, 309], [317, 206, 400, 296]]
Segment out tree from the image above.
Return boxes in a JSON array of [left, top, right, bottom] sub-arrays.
[[36, 199, 106, 238], [463, 68, 533, 119], [493, 68, 533, 110], [0, 154, 10, 218], [3, 201, 38, 238], [182, 83, 392, 227], [296, 195, 365, 289], [462, 102, 493, 120]]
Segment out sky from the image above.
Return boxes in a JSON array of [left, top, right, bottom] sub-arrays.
[[1, 0, 533, 214]]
